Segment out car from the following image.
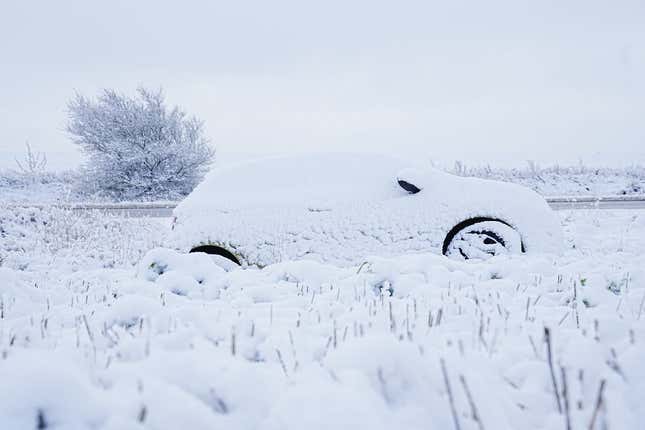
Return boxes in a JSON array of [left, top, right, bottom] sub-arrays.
[[169, 153, 563, 267]]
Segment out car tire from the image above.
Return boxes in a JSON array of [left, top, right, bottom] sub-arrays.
[[443, 218, 523, 260]]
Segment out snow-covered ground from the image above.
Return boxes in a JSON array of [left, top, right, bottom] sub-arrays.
[[1, 207, 644, 429]]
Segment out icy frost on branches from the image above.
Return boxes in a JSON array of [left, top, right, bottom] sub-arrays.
[[67, 87, 214, 200]]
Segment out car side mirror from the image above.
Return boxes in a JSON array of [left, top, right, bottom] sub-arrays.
[[396, 168, 426, 194], [398, 180, 421, 194]]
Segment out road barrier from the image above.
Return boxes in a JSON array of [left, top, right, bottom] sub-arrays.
[[5, 196, 645, 217]]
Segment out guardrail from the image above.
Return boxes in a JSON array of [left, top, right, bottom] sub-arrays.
[[546, 195, 645, 203], [4, 196, 645, 217], [545, 195, 645, 210], [19, 201, 180, 210]]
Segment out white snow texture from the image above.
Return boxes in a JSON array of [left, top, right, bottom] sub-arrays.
[[0, 204, 644, 429]]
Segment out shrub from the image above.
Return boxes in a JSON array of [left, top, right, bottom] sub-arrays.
[[67, 87, 214, 200]]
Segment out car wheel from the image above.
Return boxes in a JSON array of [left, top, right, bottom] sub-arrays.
[[443, 218, 523, 260]]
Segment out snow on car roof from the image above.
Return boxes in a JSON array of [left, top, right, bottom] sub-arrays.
[[177, 153, 421, 213]]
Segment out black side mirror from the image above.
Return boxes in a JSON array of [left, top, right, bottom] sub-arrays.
[[397, 180, 421, 194]]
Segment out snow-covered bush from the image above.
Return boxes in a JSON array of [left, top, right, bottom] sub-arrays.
[[0, 144, 79, 203], [0, 168, 79, 204], [13, 142, 48, 184], [67, 87, 215, 201]]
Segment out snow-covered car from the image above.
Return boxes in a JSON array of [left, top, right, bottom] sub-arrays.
[[169, 153, 563, 267]]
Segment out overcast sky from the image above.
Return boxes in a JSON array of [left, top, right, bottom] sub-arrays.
[[1, 0, 644, 169]]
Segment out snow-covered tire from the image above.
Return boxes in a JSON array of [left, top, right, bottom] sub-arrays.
[[443, 219, 523, 260]]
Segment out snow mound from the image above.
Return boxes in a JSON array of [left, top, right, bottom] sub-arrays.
[[0, 351, 106, 429], [137, 248, 227, 297]]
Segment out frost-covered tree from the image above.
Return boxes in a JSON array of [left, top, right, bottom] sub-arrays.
[[67, 87, 214, 200]]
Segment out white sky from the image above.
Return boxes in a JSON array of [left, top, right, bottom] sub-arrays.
[[1, 0, 644, 169]]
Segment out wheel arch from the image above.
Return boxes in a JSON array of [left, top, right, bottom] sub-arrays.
[[189, 244, 242, 265], [442, 216, 526, 256]]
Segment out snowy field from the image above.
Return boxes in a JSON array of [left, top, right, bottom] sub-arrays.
[[449, 163, 645, 197], [1, 207, 644, 429]]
